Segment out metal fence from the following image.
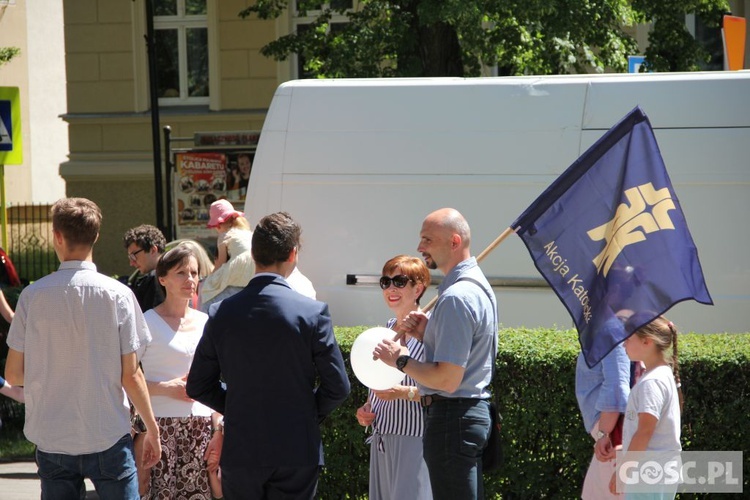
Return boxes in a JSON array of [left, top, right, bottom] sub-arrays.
[[0, 204, 55, 426], [6, 203, 57, 284]]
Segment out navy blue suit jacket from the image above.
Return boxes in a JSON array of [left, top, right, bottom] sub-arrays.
[[186, 274, 350, 468]]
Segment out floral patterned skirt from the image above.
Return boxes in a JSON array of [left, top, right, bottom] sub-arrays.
[[144, 416, 212, 500]]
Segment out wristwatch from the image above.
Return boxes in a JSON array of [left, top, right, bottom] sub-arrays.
[[212, 417, 224, 435], [132, 414, 147, 434], [407, 386, 417, 401], [396, 355, 411, 372], [596, 430, 610, 440]]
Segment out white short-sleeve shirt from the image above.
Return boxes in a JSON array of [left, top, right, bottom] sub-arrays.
[[7, 261, 151, 454], [622, 364, 681, 453]]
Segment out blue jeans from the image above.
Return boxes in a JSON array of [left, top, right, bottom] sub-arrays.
[[36, 434, 139, 500], [422, 398, 491, 500]]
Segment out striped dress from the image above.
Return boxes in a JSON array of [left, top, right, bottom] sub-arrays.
[[366, 318, 432, 500], [369, 331, 424, 437]]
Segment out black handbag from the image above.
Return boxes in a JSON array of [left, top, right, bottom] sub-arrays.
[[482, 400, 503, 472]]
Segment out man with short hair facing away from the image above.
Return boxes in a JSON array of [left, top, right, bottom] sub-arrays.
[[123, 224, 166, 311], [374, 207, 498, 500], [5, 197, 161, 499], [187, 211, 350, 499]]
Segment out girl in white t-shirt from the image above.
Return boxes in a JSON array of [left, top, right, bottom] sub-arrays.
[[610, 314, 683, 498]]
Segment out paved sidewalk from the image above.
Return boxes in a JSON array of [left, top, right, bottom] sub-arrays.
[[0, 460, 98, 499]]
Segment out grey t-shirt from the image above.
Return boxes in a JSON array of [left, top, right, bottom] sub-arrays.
[[420, 257, 498, 399]]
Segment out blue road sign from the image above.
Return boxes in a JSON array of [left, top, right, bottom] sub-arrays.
[[0, 100, 12, 152], [628, 56, 646, 74]]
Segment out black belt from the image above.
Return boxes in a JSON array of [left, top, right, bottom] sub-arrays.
[[420, 394, 487, 407]]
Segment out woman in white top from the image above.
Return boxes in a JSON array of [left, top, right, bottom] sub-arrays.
[[355, 255, 433, 500], [165, 239, 215, 310], [141, 245, 223, 499]]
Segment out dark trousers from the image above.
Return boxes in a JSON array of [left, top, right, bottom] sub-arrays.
[[422, 398, 491, 500], [36, 434, 138, 500], [222, 465, 320, 500]]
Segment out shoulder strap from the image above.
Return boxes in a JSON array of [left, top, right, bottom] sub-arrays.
[[457, 277, 498, 392]]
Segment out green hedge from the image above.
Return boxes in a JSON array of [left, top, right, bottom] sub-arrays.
[[319, 327, 750, 499]]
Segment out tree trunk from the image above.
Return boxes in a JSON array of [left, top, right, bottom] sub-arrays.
[[418, 21, 464, 77], [395, 1, 464, 77]]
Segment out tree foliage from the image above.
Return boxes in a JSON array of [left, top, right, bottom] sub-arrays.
[[240, 0, 730, 78], [240, 0, 640, 77], [0, 47, 20, 67], [631, 0, 729, 72]]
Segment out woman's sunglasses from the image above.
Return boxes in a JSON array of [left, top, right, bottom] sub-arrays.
[[379, 275, 413, 290]]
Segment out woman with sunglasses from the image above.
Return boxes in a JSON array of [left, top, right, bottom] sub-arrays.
[[355, 255, 433, 500]]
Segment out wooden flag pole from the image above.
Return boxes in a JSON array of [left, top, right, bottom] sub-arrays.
[[389, 226, 518, 344], [420, 226, 518, 313], [475, 226, 518, 265]]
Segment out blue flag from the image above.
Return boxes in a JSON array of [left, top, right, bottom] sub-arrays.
[[512, 107, 712, 367]]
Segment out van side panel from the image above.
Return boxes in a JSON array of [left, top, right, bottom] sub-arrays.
[[247, 73, 750, 332], [278, 173, 571, 327], [582, 74, 749, 129]]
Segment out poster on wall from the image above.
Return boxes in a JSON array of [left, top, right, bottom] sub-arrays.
[[173, 130, 259, 242], [174, 152, 230, 241], [224, 151, 255, 202]]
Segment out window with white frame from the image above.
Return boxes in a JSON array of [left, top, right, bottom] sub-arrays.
[[154, 0, 209, 105], [292, 1, 356, 79]]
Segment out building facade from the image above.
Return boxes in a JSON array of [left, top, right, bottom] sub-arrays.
[[0, 0, 67, 204], [60, 0, 749, 277], [61, 0, 284, 276]]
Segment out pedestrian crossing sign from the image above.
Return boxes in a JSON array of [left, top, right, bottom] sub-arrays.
[[0, 87, 22, 165]]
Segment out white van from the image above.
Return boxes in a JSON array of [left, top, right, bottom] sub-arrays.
[[245, 72, 750, 333]]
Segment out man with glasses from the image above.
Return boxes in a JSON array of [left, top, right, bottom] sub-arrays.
[[374, 207, 498, 500], [123, 224, 166, 312]]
